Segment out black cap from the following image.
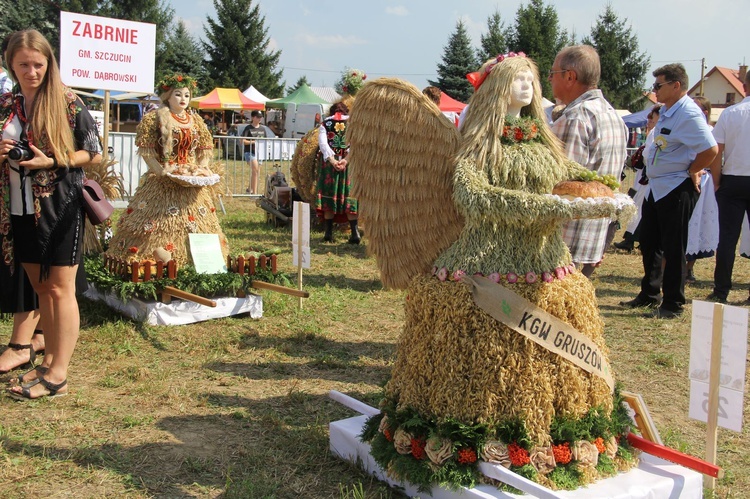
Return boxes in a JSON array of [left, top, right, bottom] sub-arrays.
[[251, 110, 263, 118]]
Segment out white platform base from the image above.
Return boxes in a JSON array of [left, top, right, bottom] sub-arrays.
[[83, 284, 263, 325], [330, 415, 703, 499]]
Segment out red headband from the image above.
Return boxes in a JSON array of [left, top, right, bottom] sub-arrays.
[[466, 52, 527, 90]]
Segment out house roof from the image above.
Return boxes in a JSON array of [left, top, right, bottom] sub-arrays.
[[309, 86, 342, 103], [688, 66, 746, 98]]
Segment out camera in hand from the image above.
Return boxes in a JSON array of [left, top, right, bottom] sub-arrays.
[[8, 139, 33, 161]]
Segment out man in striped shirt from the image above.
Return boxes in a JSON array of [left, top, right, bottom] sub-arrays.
[[550, 45, 627, 278]]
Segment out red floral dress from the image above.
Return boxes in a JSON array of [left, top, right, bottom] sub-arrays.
[[315, 116, 357, 223]]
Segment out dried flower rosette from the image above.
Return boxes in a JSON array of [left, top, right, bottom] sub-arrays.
[[424, 436, 453, 465], [529, 446, 556, 475], [481, 440, 511, 467], [393, 428, 413, 455], [572, 440, 600, 468]]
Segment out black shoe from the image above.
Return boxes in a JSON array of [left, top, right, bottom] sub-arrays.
[[643, 307, 682, 319], [685, 270, 696, 284], [613, 240, 634, 251], [323, 219, 334, 243], [706, 292, 727, 304], [620, 297, 660, 309]]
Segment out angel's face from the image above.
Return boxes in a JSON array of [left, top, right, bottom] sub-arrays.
[[509, 69, 534, 109]]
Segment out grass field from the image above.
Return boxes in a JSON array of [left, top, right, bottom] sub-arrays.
[[0, 197, 748, 498]]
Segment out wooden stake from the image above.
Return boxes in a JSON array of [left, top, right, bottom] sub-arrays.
[[161, 286, 217, 307], [705, 302, 725, 489], [296, 201, 304, 310], [251, 280, 309, 298]]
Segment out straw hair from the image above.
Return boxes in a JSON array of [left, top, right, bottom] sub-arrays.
[[459, 56, 566, 172], [347, 78, 463, 289]]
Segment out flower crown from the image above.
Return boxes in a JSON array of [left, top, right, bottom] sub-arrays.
[[341, 68, 367, 95], [466, 52, 527, 90], [157, 74, 198, 93]]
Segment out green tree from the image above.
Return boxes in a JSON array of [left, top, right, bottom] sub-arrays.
[[507, 0, 569, 98], [159, 21, 210, 94], [98, 0, 174, 79], [0, 0, 62, 52], [203, 0, 283, 97], [286, 76, 310, 95], [428, 20, 476, 103], [478, 9, 509, 63], [583, 4, 650, 110]]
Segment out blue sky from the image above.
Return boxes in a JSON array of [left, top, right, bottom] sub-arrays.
[[170, 0, 748, 97]]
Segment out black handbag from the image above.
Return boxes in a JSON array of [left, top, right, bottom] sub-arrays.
[[82, 177, 114, 225]]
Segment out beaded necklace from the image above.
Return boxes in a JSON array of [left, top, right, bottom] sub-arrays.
[[171, 111, 190, 125]]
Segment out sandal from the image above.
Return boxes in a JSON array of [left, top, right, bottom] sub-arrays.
[[9, 365, 48, 388], [8, 375, 68, 401], [0, 342, 35, 375]]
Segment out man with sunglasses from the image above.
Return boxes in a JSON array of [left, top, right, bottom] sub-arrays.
[[549, 45, 627, 279], [620, 63, 717, 318]]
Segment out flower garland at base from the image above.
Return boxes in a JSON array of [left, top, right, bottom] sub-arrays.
[[360, 387, 639, 492]]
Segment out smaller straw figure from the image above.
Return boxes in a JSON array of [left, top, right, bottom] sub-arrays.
[[106, 74, 229, 266]]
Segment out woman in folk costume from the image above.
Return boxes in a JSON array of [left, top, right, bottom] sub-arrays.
[[315, 101, 360, 244], [348, 54, 636, 489], [106, 74, 228, 266]]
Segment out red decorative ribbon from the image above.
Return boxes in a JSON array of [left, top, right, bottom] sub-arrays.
[[466, 51, 527, 90]]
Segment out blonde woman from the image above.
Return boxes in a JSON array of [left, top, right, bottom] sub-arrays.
[[1, 30, 102, 399]]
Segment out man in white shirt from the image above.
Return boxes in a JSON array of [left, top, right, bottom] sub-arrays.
[[709, 70, 750, 303]]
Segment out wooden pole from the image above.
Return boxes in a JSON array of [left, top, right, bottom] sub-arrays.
[[296, 201, 304, 310], [705, 302, 724, 489], [699, 58, 706, 96], [161, 286, 217, 307], [102, 90, 111, 159], [251, 280, 308, 298]]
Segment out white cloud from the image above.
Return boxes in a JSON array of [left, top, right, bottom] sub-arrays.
[[295, 33, 368, 47], [386, 6, 409, 16], [459, 15, 484, 45]]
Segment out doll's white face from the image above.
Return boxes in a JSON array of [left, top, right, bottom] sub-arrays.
[[509, 70, 534, 110], [168, 87, 191, 113]]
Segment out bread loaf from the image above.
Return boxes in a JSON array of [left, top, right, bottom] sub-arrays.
[[552, 180, 614, 199]]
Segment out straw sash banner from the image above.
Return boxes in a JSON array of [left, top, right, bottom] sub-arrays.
[[463, 275, 615, 391]]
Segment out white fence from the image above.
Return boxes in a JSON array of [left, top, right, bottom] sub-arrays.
[[106, 134, 637, 202], [107, 133, 300, 202]]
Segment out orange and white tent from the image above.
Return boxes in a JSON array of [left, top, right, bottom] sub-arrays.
[[191, 88, 264, 110]]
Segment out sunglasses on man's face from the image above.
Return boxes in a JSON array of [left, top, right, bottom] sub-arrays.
[[652, 81, 674, 91]]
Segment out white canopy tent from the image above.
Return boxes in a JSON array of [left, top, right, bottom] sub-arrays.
[[242, 85, 270, 104]]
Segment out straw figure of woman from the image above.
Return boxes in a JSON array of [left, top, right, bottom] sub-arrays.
[[348, 54, 635, 487], [106, 75, 228, 266]]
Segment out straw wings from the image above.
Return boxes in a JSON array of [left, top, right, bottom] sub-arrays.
[[347, 78, 463, 289]]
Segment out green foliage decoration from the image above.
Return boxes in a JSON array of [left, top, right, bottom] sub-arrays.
[[84, 254, 290, 303], [360, 386, 638, 491]]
